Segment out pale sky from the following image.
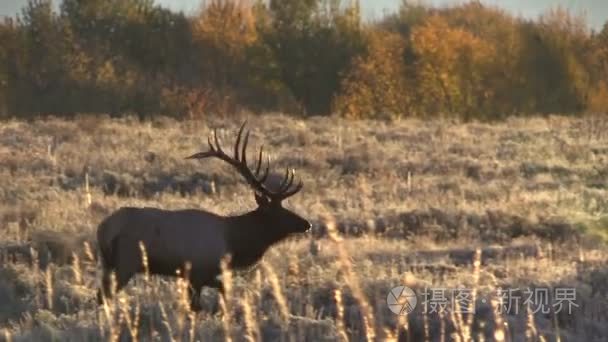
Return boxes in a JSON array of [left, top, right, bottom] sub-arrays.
[[1, 0, 606, 30]]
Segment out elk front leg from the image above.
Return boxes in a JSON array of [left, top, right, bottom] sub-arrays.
[[210, 277, 226, 315]]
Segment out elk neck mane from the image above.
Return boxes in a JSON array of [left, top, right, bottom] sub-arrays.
[[223, 210, 290, 269]]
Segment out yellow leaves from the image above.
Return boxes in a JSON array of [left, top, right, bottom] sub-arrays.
[[412, 15, 493, 68], [539, 6, 589, 39], [193, 0, 258, 56], [333, 30, 409, 119], [410, 14, 496, 117], [96, 60, 117, 87], [588, 80, 608, 112], [190, 0, 263, 112]]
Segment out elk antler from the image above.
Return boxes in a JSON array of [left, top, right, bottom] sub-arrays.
[[186, 122, 303, 201]]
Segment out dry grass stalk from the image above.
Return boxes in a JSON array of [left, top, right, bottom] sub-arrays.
[[174, 268, 190, 312], [119, 297, 140, 341], [71, 252, 82, 285], [158, 302, 176, 342], [407, 171, 412, 193], [423, 309, 430, 341], [261, 261, 290, 324], [47, 143, 56, 168], [326, 218, 377, 341], [44, 266, 53, 310], [451, 248, 482, 341], [491, 293, 506, 342], [219, 255, 234, 342], [449, 301, 463, 342], [241, 290, 260, 342], [218, 296, 232, 342], [383, 327, 397, 342], [287, 255, 300, 286], [252, 268, 263, 309], [439, 310, 446, 342], [468, 248, 482, 324], [174, 262, 194, 335], [138, 241, 150, 281], [395, 273, 412, 342], [333, 288, 348, 341], [551, 293, 562, 342], [84, 172, 92, 207], [525, 304, 538, 341], [99, 271, 118, 341], [83, 241, 95, 263], [187, 311, 196, 342], [29, 247, 41, 307]]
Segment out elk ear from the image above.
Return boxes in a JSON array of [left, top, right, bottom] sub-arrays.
[[254, 193, 270, 207]]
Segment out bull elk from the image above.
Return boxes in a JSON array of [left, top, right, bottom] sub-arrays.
[[96, 122, 310, 311]]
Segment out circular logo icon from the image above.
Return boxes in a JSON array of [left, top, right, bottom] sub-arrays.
[[387, 286, 417, 315]]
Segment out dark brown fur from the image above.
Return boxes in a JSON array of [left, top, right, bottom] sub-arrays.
[[96, 123, 310, 311]]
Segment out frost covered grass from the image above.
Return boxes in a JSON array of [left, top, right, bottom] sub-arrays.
[[0, 113, 607, 341]]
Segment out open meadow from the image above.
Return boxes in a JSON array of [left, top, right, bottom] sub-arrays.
[[0, 114, 607, 341]]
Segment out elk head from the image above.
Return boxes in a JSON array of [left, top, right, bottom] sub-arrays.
[[186, 122, 310, 235]]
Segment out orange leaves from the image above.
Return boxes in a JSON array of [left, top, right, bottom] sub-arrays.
[[2, 0, 606, 119], [333, 30, 409, 119], [190, 0, 262, 114], [410, 15, 496, 117], [412, 15, 494, 74], [588, 80, 608, 112], [193, 0, 258, 56], [192, 0, 258, 79]]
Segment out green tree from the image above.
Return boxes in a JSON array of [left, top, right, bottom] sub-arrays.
[[60, 0, 195, 116], [190, 0, 260, 114], [10, 0, 72, 115], [260, 0, 365, 115], [586, 23, 608, 112], [518, 8, 591, 114], [0, 19, 18, 117]]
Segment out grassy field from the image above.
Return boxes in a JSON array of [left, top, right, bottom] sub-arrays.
[[0, 113, 607, 341]]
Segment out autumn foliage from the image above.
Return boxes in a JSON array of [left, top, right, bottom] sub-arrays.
[[333, 30, 409, 119], [0, 0, 607, 120]]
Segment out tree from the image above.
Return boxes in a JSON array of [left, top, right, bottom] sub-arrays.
[[190, 0, 259, 113], [333, 30, 410, 119], [260, 0, 365, 115], [518, 7, 591, 114], [0, 19, 19, 117], [586, 23, 608, 112], [11, 0, 72, 115], [60, 0, 195, 116], [437, 2, 528, 117], [410, 15, 495, 118]]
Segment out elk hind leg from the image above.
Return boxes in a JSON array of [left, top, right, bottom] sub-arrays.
[[208, 278, 226, 314], [97, 268, 114, 305], [188, 277, 224, 313], [189, 284, 203, 312], [97, 266, 136, 305], [100, 238, 138, 303]]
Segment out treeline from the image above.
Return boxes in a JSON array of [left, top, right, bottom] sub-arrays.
[[1, 0, 607, 120]]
